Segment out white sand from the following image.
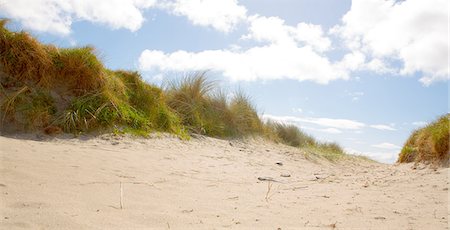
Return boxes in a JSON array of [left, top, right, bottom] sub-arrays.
[[0, 134, 448, 229]]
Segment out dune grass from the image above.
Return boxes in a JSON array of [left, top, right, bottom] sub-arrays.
[[0, 19, 183, 136], [0, 19, 357, 162], [165, 73, 263, 137], [397, 114, 449, 166], [264, 121, 346, 161]]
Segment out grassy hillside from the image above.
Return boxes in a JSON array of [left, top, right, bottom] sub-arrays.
[[397, 114, 449, 166], [0, 19, 348, 161]]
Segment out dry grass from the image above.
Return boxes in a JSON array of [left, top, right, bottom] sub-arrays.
[[0, 20, 183, 136], [51, 46, 105, 95], [397, 114, 449, 166], [165, 73, 263, 137], [265, 121, 315, 147], [264, 120, 346, 161], [0, 19, 358, 162], [0, 19, 53, 87]]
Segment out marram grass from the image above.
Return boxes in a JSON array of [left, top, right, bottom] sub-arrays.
[[0, 19, 361, 162], [397, 114, 449, 166]]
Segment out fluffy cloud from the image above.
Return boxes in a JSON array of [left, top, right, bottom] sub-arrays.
[[0, 0, 72, 35], [0, 0, 246, 35], [0, 0, 157, 35], [263, 114, 399, 133], [166, 0, 247, 33], [139, 15, 349, 84], [262, 114, 366, 130], [332, 0, 449, 85], [303, 127, 343, 134], [243, 15, 331, 52], [346, 148, 398, 163], [139, 44, 348, 83]]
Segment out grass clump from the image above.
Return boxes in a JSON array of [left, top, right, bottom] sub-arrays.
[[397, 114, 449, 166], [0, 20, 53, 87], [265, 121, 315, 147], [114, 70, 182, 133], [51, 46, 105, 95], [264, 120, 346, 161], [0, 85, 56, 130], [165, 73, 263, 137], [0, 19, 354, 162], [0, 20, 183, 136], [228, 92, 264, 136]]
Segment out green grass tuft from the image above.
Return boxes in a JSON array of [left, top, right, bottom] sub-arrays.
[[397, 114, 449, 166], [0, 19, 361, 162]]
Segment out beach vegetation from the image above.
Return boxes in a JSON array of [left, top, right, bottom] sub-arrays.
[[0, 19, 356, 161], [397, 114, 449, 166]]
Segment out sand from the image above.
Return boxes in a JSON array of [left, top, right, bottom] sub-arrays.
[[0, 134, 448, 229]]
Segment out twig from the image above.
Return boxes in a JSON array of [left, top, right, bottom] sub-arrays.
[[265, 181, 272, 202], [120, 182, 123, 209]]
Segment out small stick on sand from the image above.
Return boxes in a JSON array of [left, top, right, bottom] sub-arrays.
[[265, 181, 273, 202], [120, 182, 123, 209]]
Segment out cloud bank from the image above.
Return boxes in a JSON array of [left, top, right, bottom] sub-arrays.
[[1, 0, 447, 85], [263, 114, 399, 134], [139, 14, 357, 84], [0, 0, 247, 35], [332, 0, 449, 85]]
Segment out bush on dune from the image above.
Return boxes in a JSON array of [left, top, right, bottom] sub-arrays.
[[265, 121, 315, 147], [264, 120, 346, 161], [0, 19, 353, 162], [397, 114, 449, 166], [0, 19, 183, 135], [165, 73, 263, 137]]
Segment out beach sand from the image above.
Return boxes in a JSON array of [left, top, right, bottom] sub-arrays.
[[0, 134, 448, 229]]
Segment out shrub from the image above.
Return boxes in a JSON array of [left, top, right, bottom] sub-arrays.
[[115, 70, 182, 133], [51, 46, 105, 95], [165, 73, 215, 134], [228, 92, 263, 136], [397, 114, 449, 165], [0, 19, 53, 87], [265, 121, 315, 147], [165, 73, 264, 137]]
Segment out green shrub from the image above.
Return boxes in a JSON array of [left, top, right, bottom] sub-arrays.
[[397, 114, 449, 165], [265, 121, 315, 147]]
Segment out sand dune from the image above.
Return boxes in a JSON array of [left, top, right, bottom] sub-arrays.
[[0, 134, 448, 229]]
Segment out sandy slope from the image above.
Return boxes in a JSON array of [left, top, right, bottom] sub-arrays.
[[0, 134, 448, 230]]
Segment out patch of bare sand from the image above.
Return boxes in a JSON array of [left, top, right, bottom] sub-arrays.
[[0, 134, 448, 229]]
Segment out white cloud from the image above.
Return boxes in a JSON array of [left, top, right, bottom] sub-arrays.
[[332, 0, 449, 85], [243, 15, 331, 52], [372, 142, 401, 150], [262, 114, 366, 130], [361, 151, 398, 163], [318, 128, 342, 134], [345, 148, 398, 163], [0, 0, 246, 35], [370, 124, 396, 131], [165, 0, 247, 33], [0, 0, 157, 35], [139, 43, 349, 83], [301, 126, 342, 134], [263, 114, 400, 133], [139, 15, 351, 84]]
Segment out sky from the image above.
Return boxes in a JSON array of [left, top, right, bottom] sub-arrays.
[[0, 0, 448, 163]]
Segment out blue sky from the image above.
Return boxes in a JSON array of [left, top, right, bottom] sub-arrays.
[[1, 0, 448, 163]]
